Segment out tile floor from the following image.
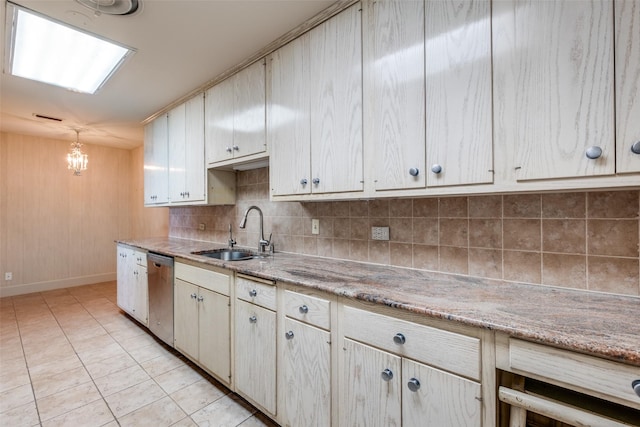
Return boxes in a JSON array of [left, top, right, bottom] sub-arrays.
[[0, 281, 277, 427]]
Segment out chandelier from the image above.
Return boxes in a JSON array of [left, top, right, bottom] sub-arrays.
[[67, 129, 88, 176]]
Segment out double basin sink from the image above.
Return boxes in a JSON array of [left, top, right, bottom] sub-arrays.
[[191, 248, 264, 261]]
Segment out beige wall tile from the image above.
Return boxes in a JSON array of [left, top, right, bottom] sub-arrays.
[[369, 199, 389, 218], [439, 197, 467, 217], [588, 220, 639, 257], [542, 254, 586, 289], [349, 200, 368, 217], [412, 218, 438, 245], [469, 219, 502, 249], [413, 198, 438, 217], [469, 195, 502, 218], [349, 240, 369, 262], [390, 243, 414, 268], [542, 220, 586, 254], [439, 247, 468, 274], [412, 245, 438, 271], [389, 199, 413, 217], [439, 219, 468, 247], [332, 217, 350, 239], [503, 219, 541, 251], [542, 193, 586, 218], [504, 194, 541, 218], [588, 257, 639, 295], [350, 218, 369, 240], [504, 251, 541, 283], [369, 241, 390, 265], [469, 248, 502, 279], [588, 191, 639, 218], [389, 218, 413, 243]]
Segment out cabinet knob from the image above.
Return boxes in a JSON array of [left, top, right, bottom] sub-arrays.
[[409, 167, 420, 177], [393, 333, 406, 345], [299, 305, 309, 314], [381, 368, 394, 382], [407, 378, 421, 392], [631, 141, 640, 155], [190, 293, 197, 299], [312, 178, 320, 185], [431, 164, 443, 174], [249, 315, 257, 323], [633, 379, 640, 398], [249, 289, 257, 297], [300, 178, 308, 185], [197, 295, 204, 302], [285, 330, 294, 340], [185, 191, 190, 197], [226, 147, 233, 153], [586, 146, 602, 159], [233, 145, 240, 151]]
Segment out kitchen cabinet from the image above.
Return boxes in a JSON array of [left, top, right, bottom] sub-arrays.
[[168, 94, 206, 204], [174, 261, 231, 385], [269, 2, 363, 197], [280, 289, 332, 427], [116, 244, 148, 326], [615, 0, 640, 174], [340, 304, 484, 426], [493, 0, 615, 181], [206, 60, 266, 166], [370, 0, 492, 193], [143, 114, 169, 205], [234, 274, 277, 416]]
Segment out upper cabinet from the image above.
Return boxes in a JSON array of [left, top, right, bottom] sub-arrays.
[[206, 60, 267, 167], [269, 2, 363, 198], [493, 0, 615, 181], [143, 114, 169, 205], [168, 94, 207, 204], [615, 0, 640, 174], [371, 0, 492, 193]]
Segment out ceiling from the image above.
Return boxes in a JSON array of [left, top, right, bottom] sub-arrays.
[[0, 0, 336, 149]]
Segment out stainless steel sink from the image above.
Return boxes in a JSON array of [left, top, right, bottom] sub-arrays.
[[191, 248, 257, 261]]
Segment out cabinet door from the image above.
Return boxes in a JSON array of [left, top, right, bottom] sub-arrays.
[[143, 115, 169, 205], [371, 0, 426, 192], [233, 60, 266, 159], [282, 318, 331, 427], [402, 358, 481, 427], [116, 246, 133, 313], [174, 279, 199, 360], [310, 3, 363, 194], [205, 77, 235, 164], [340, 339, 401, 427], [494, 0, 614, 181], [198, 287, 231, 385], [168, 103, 187, 201], [615, 0, 640, 173], [184, 94, 205, 202], [269, 34, 312, 197], [131, 264, 148, 326], [235, 299, 276, 415], [425, 0, 492, 187]]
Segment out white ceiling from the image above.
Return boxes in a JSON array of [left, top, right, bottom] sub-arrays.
[[0, 0, 336, 149]]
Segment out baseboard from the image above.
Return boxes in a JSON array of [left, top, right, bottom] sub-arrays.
[[0, 273, 116, 297]]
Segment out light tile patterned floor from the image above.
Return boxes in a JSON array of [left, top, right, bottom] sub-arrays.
[[0, 281, 278, 427]]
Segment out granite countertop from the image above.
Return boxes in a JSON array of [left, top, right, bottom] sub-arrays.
[[120, 237, 640, 367]]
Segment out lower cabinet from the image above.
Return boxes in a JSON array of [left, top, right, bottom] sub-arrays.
[[116, 245, 148, 326], [174, 261, 231, 386], [234, 275, 277, 416]]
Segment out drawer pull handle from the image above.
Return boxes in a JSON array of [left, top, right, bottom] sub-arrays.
[[407, 378, 421, 392], [285, 330, 294, 340], [299, 305, 309, 314], [633, 380, 640, 398], [190, 293, 197, 299], [381, 368, 394, 382], [249, 289, 257, 297], [393, 333, 406, 345], [197, 295, 204, 302], [249, 316, 257, 323]]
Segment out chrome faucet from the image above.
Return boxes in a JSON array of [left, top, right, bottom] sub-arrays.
[[228, 224, 236, 249], [239, 206, 271, 253]]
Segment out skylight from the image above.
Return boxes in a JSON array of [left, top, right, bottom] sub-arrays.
[[5, 2, 134, 94]]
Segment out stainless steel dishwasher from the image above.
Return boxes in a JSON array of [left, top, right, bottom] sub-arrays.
[[147, 252, 174, 347]]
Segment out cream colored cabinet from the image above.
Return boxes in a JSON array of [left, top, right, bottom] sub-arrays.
[[116, 245, 148, 326], [168, 94, 206, 204], [269, 2, 363, 197], [615, 0, 640, 174], [370, 0, 492, 193], [340, 305, 484, 426], [206, 60, 266, 166], [143, 114, 169, 205], [280, 290, 332, 427], [234, 275, 277, 416], [493, 0, 615, 181], [174, 262, 231, 385]]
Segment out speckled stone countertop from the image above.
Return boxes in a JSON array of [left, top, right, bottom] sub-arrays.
[[120, 237, 640, 367]]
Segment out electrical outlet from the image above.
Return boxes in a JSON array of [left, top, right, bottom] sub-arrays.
[[371, 226, 390, 241], [5, 272, 12, 281], [199, 223, 206, 231], [311, 219, 320, 235]]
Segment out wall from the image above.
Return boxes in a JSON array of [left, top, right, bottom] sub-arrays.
[[0, 132, 168, 296], [170, 167, 640, 297]]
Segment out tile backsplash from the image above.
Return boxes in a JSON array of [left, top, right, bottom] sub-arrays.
[[169, 168, 640, 297]]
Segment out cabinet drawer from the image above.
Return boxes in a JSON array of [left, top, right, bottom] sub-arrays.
[[175, 262, 230, 296], [508, 338, 640, 409], [133, 250, 147, 267], [236, 275, 276, 310], [342, 305, 480, 380], [283, 290, 331, 330]]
